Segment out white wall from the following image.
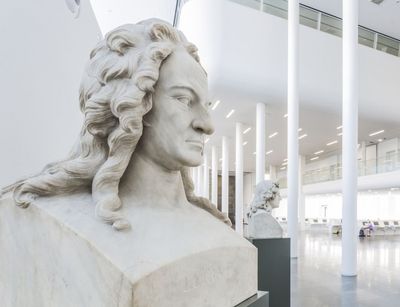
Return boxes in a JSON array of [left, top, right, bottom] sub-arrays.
[[89, 0, 177, 34], [0, 0, 101, 187]]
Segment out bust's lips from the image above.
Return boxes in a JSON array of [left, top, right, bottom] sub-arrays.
[[186, 139, 203, 150]]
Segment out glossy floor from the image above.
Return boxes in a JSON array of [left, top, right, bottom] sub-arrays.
[[291, 229, 400, 307]]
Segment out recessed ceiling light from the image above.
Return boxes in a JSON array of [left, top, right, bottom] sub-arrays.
[[377, 138, 383, 142], [298, 128, 303, 132], [314, 150, 324, 155], [266, 150, 273, 155], [298, 134, 308, 140], [369, 129, 384, 136], [283, 113, 288, 118], [310, 156, 319, 161], [205, 138, 210, 143], [336, 125, 342, 130], [211, 100, 220, 110], [226, 109, 235, 118], [243, 141, 248, 146], [327, 140, 338, 146], [269, 132, 278, 138], [243, 127, 252, 134]]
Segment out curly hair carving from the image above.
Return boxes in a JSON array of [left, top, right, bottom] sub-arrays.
[[3, 19, 231, 230]]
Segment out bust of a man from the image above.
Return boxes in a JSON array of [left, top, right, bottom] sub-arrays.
[[0, 19, 256, 307], [247, 180, 283, 239]]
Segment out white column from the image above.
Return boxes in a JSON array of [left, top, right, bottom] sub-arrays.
[[287, 0, 299, 259], [342, 0, 358, 277], [197, 165, 203, 196], [222, 136, 229, 215], [298, 156, 306, 231], [235, 123, 244, 235], [256, 103, 266, 184], [203, 154, 209, 199], [192, 167, 198, 194], [211, 146, 218, 206]]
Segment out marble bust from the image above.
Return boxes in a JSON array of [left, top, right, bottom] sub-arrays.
[[247, 180, 283, 239], [0, 19, 257, 307]]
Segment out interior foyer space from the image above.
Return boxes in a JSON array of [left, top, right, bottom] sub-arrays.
[[1, 0, 399, 306]]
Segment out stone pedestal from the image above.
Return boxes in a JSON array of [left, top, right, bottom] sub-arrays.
[[0, 193, 257, 307], [236, 291, 269, 307], [251, 238, 290, 307]]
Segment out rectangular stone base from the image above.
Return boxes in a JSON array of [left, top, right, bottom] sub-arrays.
[[235, 291, 269, 307]]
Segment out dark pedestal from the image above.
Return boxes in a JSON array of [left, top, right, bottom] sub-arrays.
[[235, 291, 269, 307], [251, 238, 290, 307]]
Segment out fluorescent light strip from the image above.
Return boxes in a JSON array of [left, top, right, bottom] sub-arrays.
[[226, 109, 235, 118], [266, 150, 273, 155], [253, 151, 256, 155], [282, 162, 288, 166], [268, 132, 278, 138], [211, 100, 220, 110], [298, 128, 303, 132], [336, 125, 342, 130], [314, 150, 324, 155], [205, 138, 210, 143], [280, 166, 286, 170], [243, 127, 252, 134], [283, 113, 288, 118], [337, 132, 343, 136], [310, 156, 319, 161], [369, 129, 384, 137], [243, 141, 248, 146], [298, 134, 308, 140], [327, 140, 338, 146], [283, 158, 288, 162]]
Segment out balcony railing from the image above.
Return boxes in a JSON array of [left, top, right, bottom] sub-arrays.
[[278, 152, 400, 188], [230, 0, 400, 57]]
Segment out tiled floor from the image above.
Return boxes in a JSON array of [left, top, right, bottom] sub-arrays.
[[291, 229, 400, 307]]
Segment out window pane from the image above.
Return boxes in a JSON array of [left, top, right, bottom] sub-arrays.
[[320, 14, 342, 37], [359, 27, 375, 48], [300, 6, 318, 29]]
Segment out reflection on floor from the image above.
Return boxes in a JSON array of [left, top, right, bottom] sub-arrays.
[[291, 230, 400, 307]]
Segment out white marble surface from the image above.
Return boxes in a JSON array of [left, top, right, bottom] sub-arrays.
[[248, 211, 283, 239], [0, 193, 257, 307], [1, 20, 257, 306]]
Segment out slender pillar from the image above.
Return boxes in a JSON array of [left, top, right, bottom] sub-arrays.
[[197, 165, 203, 196], [342, 0, 358, 277], [287, 0, 299, 258], [256, 103, 266, 184], [211, 146, 218, 207], [235, 123, 244, 235], [192, 167, 198, 194], [203, 154, 209, 199], [222, 136, 229, 215], [298, 156, 306, 231]]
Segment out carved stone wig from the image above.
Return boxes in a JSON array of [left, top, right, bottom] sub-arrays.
[[4, 19, 230, 230]]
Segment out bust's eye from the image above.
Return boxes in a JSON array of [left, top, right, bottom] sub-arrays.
[[176, 96, 191, 106]]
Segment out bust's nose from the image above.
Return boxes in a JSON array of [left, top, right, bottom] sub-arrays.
[[192, 111, 214, 135]]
